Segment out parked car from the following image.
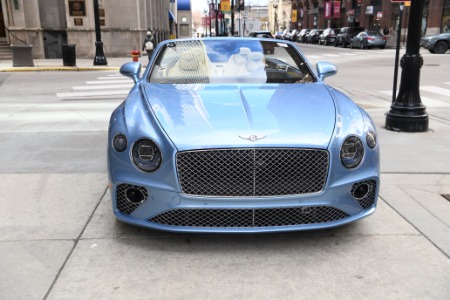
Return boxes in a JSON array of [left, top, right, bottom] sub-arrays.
[[247, 31, 276, 54], [280, 29, 290, 40], [297, 29, 310, 43], [420, 32, 450, 54], [247, 31, 274, 39], [274, 31, 284, 39], [350, 31, 387, 49], [335, 26, 365, 48], [108, 38, 380, 233], [318, 28, 340, 45], [284, 29, 298, 41], [307, 29, 324, 44]]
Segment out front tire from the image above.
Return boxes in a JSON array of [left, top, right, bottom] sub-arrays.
[[433, 41, 449, 54], [360, 42, 365, 50]]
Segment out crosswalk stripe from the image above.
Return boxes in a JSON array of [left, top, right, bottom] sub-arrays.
[[322, 54, 340, 57], [338, 53, 358, 56], [73, 84, 133, 90], [420, 86, 450, 96], [57, 90, 129, 98], [86, 80, 131, 84], [380, 90, 450, 107], [96, 76, 128, 80], [307, 55, 323, 59]]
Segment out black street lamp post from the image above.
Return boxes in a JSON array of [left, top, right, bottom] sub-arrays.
[[385, 0, 428, 132], [93, 0, 107, 65], [231, 0, 235, 35], [392, 4, 404, 104]]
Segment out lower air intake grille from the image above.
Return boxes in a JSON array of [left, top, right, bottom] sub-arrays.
[[116, 184, 148, 215], [149, 206, 348, 228], [351, 180, 377, 209]]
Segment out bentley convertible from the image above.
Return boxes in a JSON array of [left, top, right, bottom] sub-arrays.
[[108, 38, 380, 233]]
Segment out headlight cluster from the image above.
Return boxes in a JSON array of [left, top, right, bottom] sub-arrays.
[[112, 134, 162, 172], [132, 139, 162, 172], [340, 131, 377, 169]]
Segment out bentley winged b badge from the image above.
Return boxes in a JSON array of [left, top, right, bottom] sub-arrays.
[[239, 134, 267, 142]]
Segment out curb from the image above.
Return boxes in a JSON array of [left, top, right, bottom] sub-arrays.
[[0, 66, 120, 72]]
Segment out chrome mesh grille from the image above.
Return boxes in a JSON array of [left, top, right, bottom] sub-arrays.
[[149, 206, 348, 228], [176, 148, 329, 197], [352, 180, 377, 209], [116, 184, 148, 215]]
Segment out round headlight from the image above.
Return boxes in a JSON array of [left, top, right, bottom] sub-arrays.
[[366, 131, 377, 149], [132, 139, 162, 172], [340, 136, 364, 169], [113, 133, 127, 152]]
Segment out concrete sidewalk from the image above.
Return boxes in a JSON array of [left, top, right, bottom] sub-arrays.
[[0, 53, 449, 299], [0, 56, 146, 72]]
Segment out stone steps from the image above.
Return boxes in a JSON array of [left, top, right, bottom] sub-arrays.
[[0, 40, 13, 60]]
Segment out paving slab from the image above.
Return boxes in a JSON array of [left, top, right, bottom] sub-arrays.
[[0, 240, 74, 300], [48, 234, 450, 299], [0, 174, 107, 240]]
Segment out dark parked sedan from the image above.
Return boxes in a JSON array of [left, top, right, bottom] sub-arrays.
[[297, 29, 310, 43], [307, 29, 323, 44], [350, 31, 386, 49], [319, 28, 339, 45], [247, 31, 274, 39], [420, 33, 450, 54]]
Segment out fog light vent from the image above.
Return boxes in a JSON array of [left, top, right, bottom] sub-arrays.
[[116, 184, 148, 214], [351, 180, 377, 209]]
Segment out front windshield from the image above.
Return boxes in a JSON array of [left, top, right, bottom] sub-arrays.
[[148, 39, 315, 84]]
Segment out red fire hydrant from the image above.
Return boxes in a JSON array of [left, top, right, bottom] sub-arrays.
[[131, 49, 140, 62]]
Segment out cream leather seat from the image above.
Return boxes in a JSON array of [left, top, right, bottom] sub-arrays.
[[167, 48, 209, 83], [222, 47, 267, 83]]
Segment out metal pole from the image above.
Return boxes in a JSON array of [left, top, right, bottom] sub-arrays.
[[93, 0, 107, 65], [209, 1, 212, 36], [385, 0, 428, 132], [392, 4, 403, 104], [215, 0, 219, 36], [231, 0, 235, 36]]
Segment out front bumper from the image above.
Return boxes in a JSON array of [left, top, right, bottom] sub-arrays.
[[110, 177, 379, 233]]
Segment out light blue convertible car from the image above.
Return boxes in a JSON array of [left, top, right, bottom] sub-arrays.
[[108, 38, 379, 233]]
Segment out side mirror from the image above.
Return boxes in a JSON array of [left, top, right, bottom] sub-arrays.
[[120, 62, 142, 83], [316, 61, 337, 81]]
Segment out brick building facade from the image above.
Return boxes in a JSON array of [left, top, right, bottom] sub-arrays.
[[269, 0, 450, 36]]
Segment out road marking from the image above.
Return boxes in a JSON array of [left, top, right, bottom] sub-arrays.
[[420, 86, 450, 96], [307, 55, 323, 59], [322, 54, 340, 57], [380, 90, 450, 107], [96, 76, 128, 80], [338, 53, 358, 56], [57, 90, 129, 98], [86, 80, 131, 84], [73, 84, 132, 90]]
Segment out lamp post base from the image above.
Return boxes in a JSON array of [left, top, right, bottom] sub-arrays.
[[385, 109, 429, 132], [94, 41, 107, 66]]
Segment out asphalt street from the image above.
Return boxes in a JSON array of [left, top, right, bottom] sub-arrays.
[[0, 44, 449, 299]]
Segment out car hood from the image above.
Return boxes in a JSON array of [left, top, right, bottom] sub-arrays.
[[143, 83, 336, 151]]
